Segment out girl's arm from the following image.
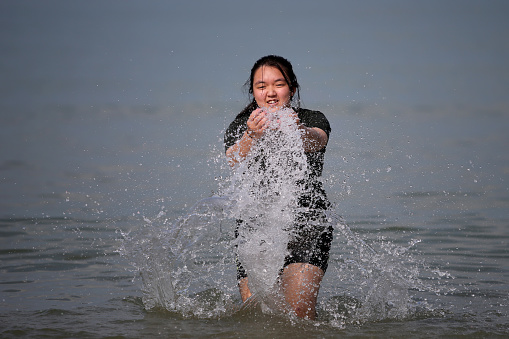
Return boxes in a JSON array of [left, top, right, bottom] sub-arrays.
[[299, 125, 328, 153], [225, 131, 256, 167], [226, 108, 268, 167]]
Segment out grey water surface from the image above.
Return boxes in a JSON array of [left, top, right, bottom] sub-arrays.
[[1, 0, 508, 337]]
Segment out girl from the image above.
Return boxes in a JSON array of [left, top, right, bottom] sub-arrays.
[[224, 55, 333, 320]]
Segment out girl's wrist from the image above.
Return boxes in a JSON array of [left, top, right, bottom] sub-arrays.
[[245, 129, 257, 140]]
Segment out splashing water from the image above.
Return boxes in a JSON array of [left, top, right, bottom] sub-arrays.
[[119, 196, 237, 317], [226, 107, 310, 304], [119, 107, 452, 323]]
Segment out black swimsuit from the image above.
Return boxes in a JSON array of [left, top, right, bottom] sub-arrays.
[[224, 108, 334, 279]]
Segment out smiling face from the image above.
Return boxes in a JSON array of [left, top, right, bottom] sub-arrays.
[[252, 65, 294, 111]]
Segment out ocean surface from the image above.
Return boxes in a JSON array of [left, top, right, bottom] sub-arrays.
[[1, 0, 508, 337]]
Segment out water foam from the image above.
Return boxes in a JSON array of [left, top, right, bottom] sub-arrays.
[[226, 107, 309, 302], [119, 107, 453, 323]]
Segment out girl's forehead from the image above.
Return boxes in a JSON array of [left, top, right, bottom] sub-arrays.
[[254, 66, 285, 81]]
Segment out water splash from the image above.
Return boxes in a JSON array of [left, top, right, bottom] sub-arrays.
[[119, 196, 238, 317], [226, 107, 309, 303], [119, 107, 453, 324]]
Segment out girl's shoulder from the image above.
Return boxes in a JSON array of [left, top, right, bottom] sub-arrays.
[[296, 108, 331, 134]]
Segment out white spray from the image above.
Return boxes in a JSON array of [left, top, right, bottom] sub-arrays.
[[226, 107, 309, 302]]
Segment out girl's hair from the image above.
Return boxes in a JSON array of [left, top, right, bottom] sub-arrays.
[[237, 55, 301, 118]]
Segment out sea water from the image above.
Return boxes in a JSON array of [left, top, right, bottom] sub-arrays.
[[1, 1, 509, 337], [1, 103, 508, 337]]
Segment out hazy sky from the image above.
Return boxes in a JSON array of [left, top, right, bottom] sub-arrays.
[[1, 0, 508, 111]]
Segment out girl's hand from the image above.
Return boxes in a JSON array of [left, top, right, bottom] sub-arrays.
[[246, 108, 268, 139], [285, 109, 329, 152]]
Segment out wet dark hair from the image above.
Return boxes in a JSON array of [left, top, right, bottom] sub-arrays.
[[237, 55, 301, 118]]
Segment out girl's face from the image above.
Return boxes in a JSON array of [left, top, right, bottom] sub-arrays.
[[252, 65, 294, 111]]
